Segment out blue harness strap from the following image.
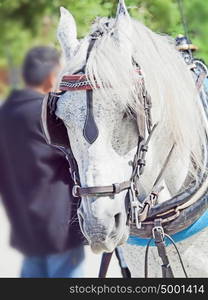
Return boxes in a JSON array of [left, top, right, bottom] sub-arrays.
[[128, 209, 208, 247]]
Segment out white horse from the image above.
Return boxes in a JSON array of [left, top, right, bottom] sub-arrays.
[[54, 0, 208, 277]]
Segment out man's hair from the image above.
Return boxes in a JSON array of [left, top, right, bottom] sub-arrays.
[[22, 46, 60, 86]]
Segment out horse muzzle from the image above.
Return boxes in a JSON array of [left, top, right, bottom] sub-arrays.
[[77, 208, 129, 253]]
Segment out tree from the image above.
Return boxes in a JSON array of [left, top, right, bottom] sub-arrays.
[[0, 0, 207, 68]]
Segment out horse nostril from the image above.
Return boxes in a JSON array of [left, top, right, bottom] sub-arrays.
[[114, 213, 121, 229]]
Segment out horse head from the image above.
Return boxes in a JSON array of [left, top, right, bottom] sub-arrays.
[[55, 0, 207, 254]]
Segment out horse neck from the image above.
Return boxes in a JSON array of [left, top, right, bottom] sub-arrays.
[[139, 128, 190, 203]]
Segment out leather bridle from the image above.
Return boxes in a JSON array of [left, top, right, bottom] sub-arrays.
[[42, 32, 208, 278], [57, 35, 156, 203]]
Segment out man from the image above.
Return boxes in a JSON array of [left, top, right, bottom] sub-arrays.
[[0, 46, 84, 277]]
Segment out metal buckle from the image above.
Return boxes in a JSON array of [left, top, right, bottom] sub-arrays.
[[152, 225, 164, 239], [129, 182, 143, 229], [135, 208, 142, 229]]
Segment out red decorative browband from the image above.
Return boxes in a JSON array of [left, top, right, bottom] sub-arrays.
[[59, 69, 142, 92], [59, 75, 95, 91]]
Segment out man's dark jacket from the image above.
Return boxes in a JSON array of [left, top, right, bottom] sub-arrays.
[[0, 89, 83, 256]]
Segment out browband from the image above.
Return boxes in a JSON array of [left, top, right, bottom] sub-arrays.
[[59, 68, 141, 92], [60, 75, 95, 91]]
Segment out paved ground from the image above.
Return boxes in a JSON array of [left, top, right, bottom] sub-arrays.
[[0, 203, 23, 277], [0, 203, 121, 278]]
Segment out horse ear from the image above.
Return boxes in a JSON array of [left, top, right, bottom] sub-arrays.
[[57, 7, 79, 61], [115, 0, 130, 19], [114, 0, 133, 45]]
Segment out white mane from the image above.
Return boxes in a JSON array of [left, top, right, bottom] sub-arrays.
[[58, 17, 208, 182]]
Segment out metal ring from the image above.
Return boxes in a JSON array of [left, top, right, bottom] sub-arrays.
[[72, 184, 80, 197]]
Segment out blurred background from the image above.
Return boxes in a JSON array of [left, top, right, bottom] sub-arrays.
[[0, 0, 208, 277], [0, 0, 208, 100]]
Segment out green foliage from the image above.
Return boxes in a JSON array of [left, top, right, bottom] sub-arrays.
[[184, 0, 208, 62], [0, 0, 207, 67]]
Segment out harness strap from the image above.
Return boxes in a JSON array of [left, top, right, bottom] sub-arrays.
[[98, 247, 131, 278], [131, 123, 158, 183], [83, 89, 99, 144], [98, 252, 114, 278], [73, 180, 131, 197], [152, 144, 175, 190], [143, 90, 153, 134], [115, 247, 131, 278], [130, 143, 175, 227], [144, 219, 188, 278], [153, 219, 174, 278]]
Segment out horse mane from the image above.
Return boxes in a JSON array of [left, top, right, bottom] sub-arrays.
[[58, 17, 208, 181]]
